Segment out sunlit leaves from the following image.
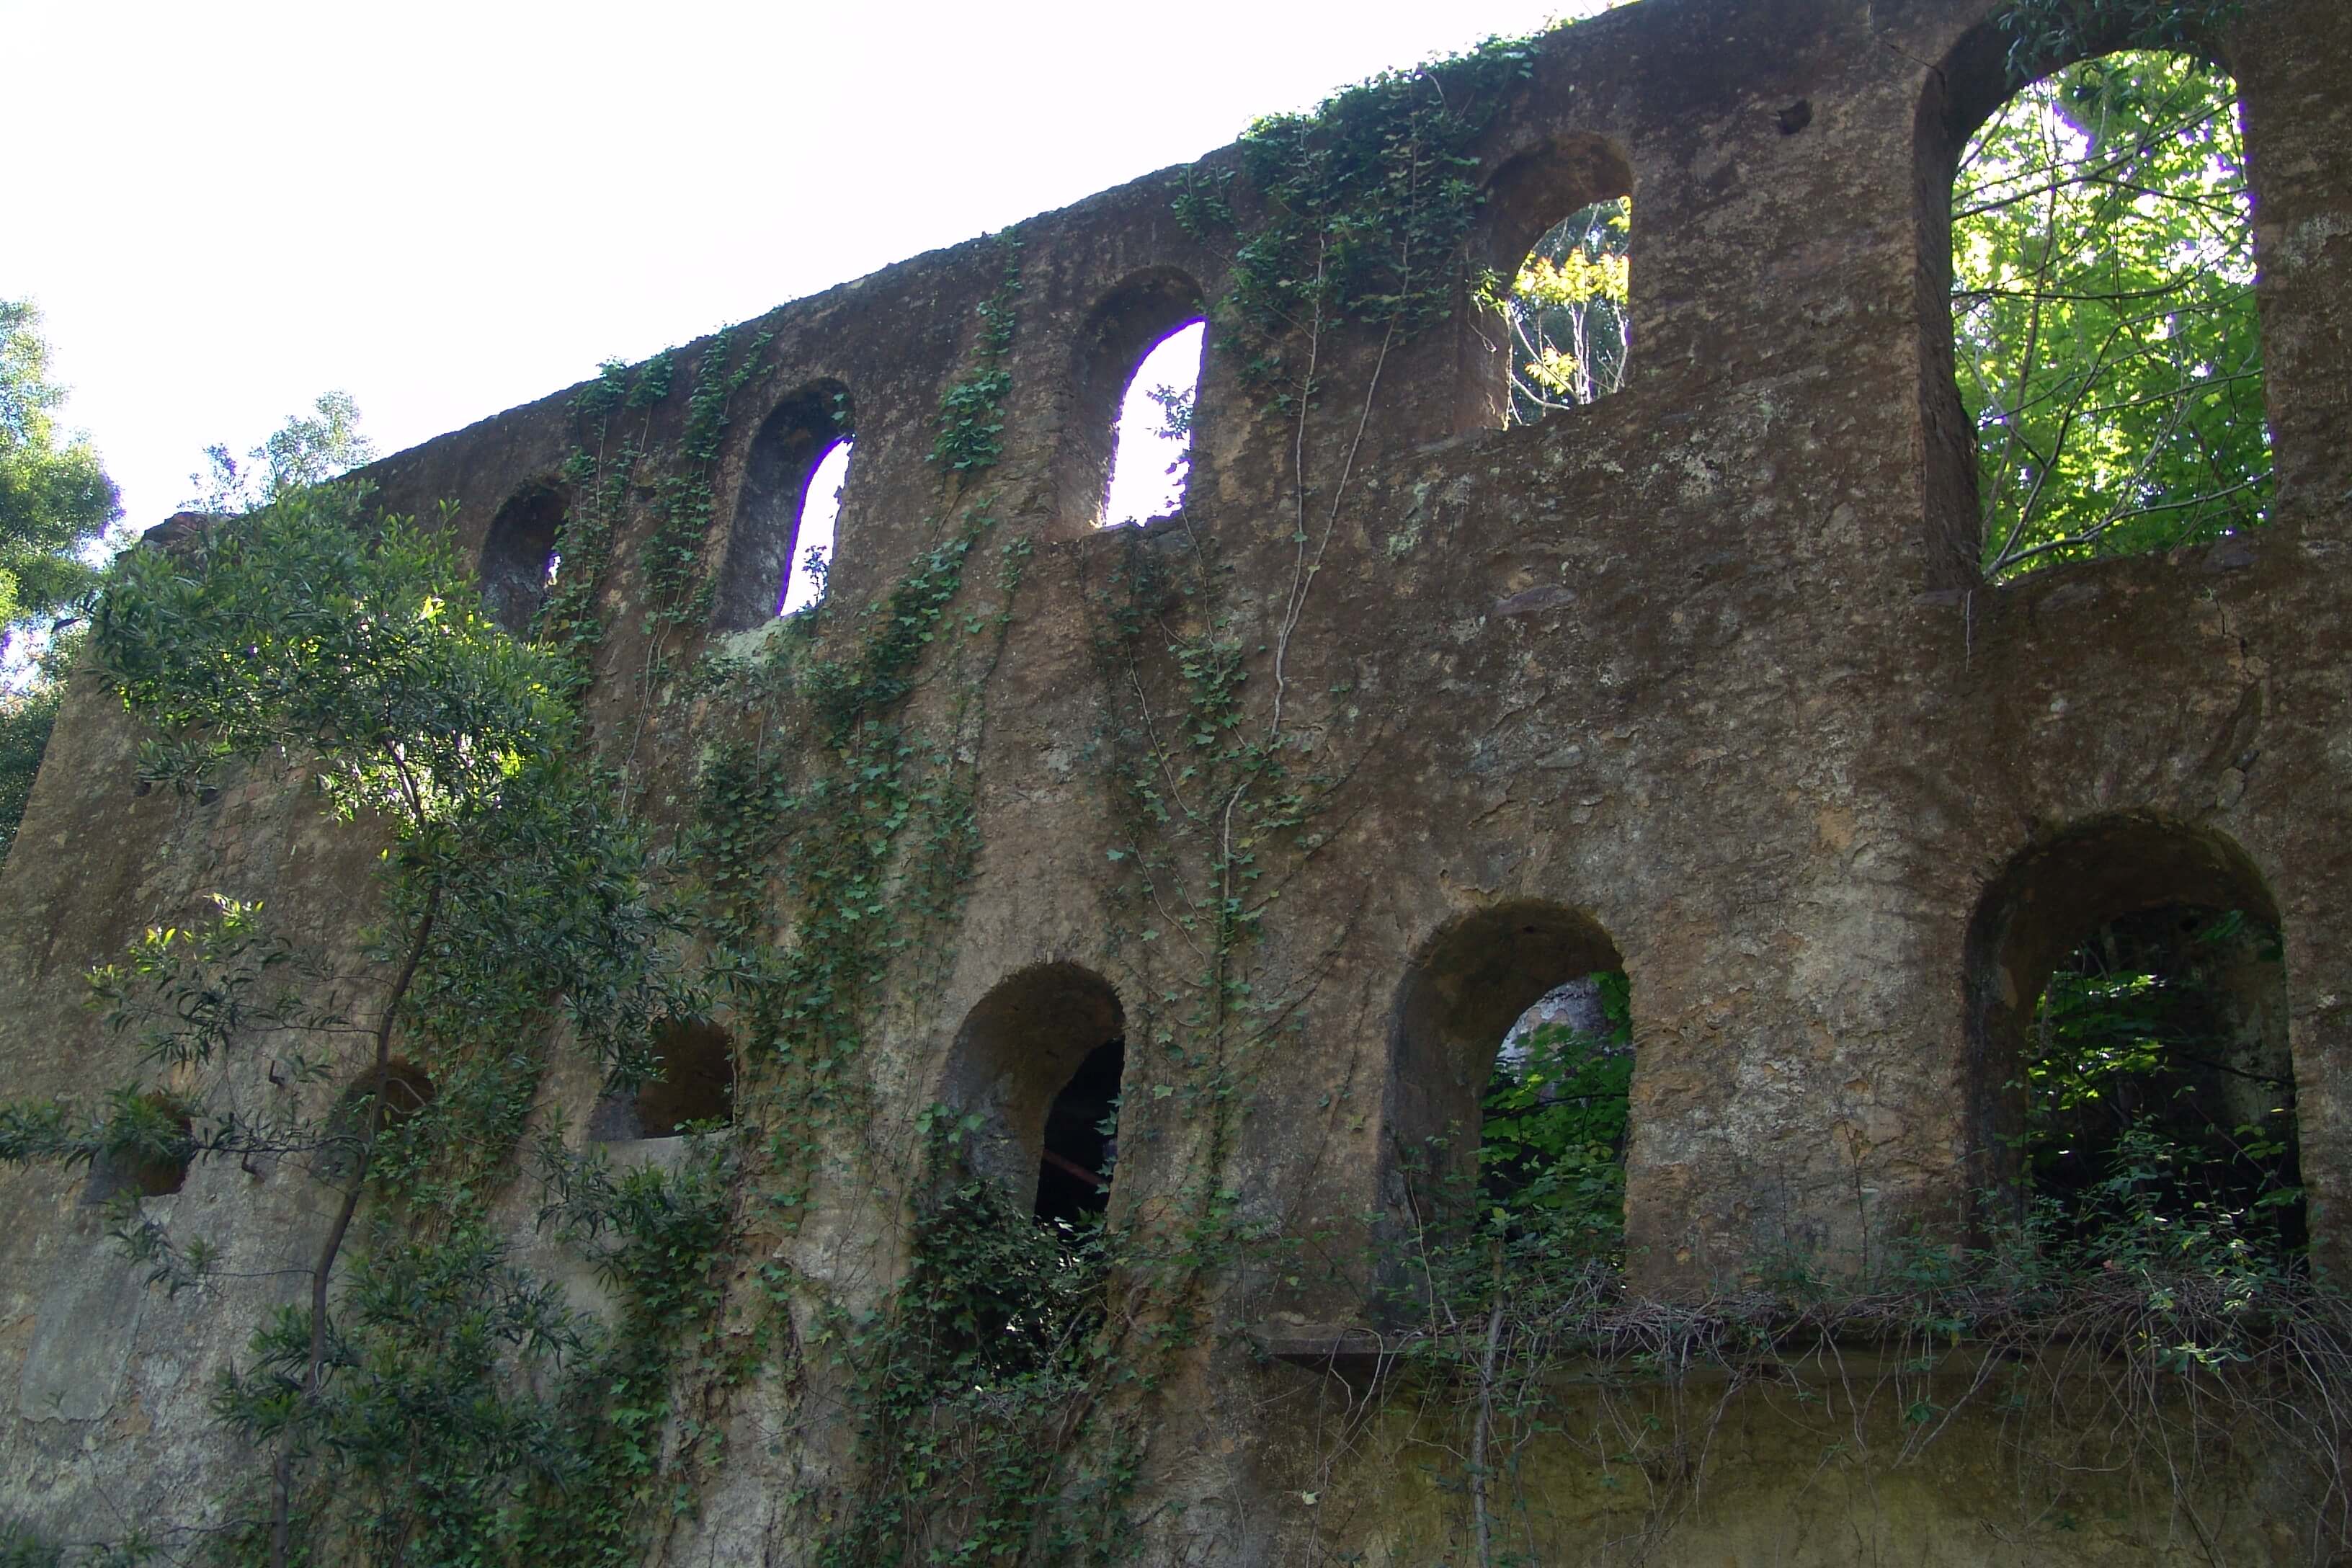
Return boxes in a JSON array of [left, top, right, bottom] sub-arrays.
[[0, 298, 118, 628], [1954, 51, 2269, 576], [1504, 197, 1630, 422], [95, 486, 571, 832]]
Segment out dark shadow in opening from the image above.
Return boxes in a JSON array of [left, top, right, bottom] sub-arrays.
[[1035, 1039, 1124, 1227], [592, 1020, 736, 1140], [81, 1092, 195, 1204], [1389, 901, 1629, 1219], [714, 381, 854, 633], [316, 1058, 435, 1183], [941, 963, 1127, 1216], [481, 483, 567, 636], [1965, 814, 2298, 1249], [1059, 270, 1206, 532]]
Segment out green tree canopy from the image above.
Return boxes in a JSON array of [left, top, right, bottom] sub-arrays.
[[1503, 197, 1631, 425], [185, 388, 378, 514], [0, 299, 119, 626], [1954, 50, 2268, 577]]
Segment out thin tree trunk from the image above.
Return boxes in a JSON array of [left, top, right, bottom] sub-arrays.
[[1471, 1247, 1507, 1568], [271, 888, 440, 1568]]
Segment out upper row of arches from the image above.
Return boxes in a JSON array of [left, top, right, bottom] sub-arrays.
[[471, 30, 2271, 632]]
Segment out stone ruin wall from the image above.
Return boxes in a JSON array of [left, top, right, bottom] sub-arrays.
[[3, 0, 2350, 1559]]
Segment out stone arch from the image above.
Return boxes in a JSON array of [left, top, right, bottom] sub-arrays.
[[480, 481, 567, 635], [316, 1057, 435, 1182], [1964, 813, 2295, 1232], [592, 1019, 736, 1140], [1915, 18, 2260, 586], [715, 380, 854, 632], [940, 963, 1128, 1218], [81, 1091, 194, 1204], [1058, 269, 1206, 532], [1463, 135, 1634, 430], [1387, 899, 1629, 1216]]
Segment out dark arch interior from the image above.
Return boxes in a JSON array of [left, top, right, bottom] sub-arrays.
[[1390, 901, 1628, 1211], [81, 1091, 194, 1204], [633, 1020, 736, 1137], [318, 1058, 435, 1182], [1060, 270, 1205, 530], [1966, 816, 2298, 1248], [480, 484, 566, 635], [942, 963, 1127, 1217], [1035, 1039, 1125, 1227], [715, 382, 853, 633]]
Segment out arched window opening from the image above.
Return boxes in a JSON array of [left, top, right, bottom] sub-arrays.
[[1472, 135, 1632, 431], [1391, 902, 1632, 1260], [317, 1058, 435, 1182], [1480, 971, 1634, 1251], [1061, 270, 1206, 532], [81, 1091, 195, 1204], [1950, 50, 2268, 579], [1968, 819, 2299, 1262], [941, 963, 1128, 1221], [780, 437, 849, 615], [1503, 198, 1631, 426], [1101, 321, 1204, 528], [1035, 1039, 1124, 1229], [716, 382, 853, 632], [481, 483, 566, 635], [628, 1020, 736, 1139]]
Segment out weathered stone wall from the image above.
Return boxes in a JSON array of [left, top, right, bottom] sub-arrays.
[[4, 0, 2349, 1559]]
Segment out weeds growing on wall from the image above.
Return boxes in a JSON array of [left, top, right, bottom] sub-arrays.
[[1286, 916, 2330, 1564], [0, 485, 744, 1567]]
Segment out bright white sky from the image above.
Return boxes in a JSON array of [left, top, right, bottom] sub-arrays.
[[8, 0, 1613, 533]]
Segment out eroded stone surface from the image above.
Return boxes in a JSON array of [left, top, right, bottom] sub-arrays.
[[4, 0, 2348, 1559]]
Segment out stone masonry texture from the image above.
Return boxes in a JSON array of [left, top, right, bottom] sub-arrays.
[[2, 0, 2349, 1560]]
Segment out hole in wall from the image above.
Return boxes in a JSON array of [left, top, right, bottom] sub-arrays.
[[780, 437, 850, 615], [81, 1091, 195, 1204], [1101, 321, 1203, 528], [480, 484, 567, 635], [716, 382, 854, 632], [1504, 198, 1631, 425], [1470, 135, 1633, 431], [1480, 972, 1633, 1247], [631, 1020, 736, 1139], [2025, 905, 2298, 1252], [1967, 816, 2300, 1257], [1061, 270, 1206, 532], [1389, 901, 1631, 1239], [942, 963, 1128, 1218], [1931, 40, 2268, 580], [316, 1058, 435, 1182]]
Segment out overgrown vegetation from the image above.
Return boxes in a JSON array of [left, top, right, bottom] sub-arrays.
[[0, 299, 117, 629], [1473, 974, 1635, 1262], [3, 1, 2339, 1562], [1500, 199, 1631, 424], [2019, 906, 2302, 1260], [1956, 45, 2268, 576], [0, 484, 734, 1567]]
